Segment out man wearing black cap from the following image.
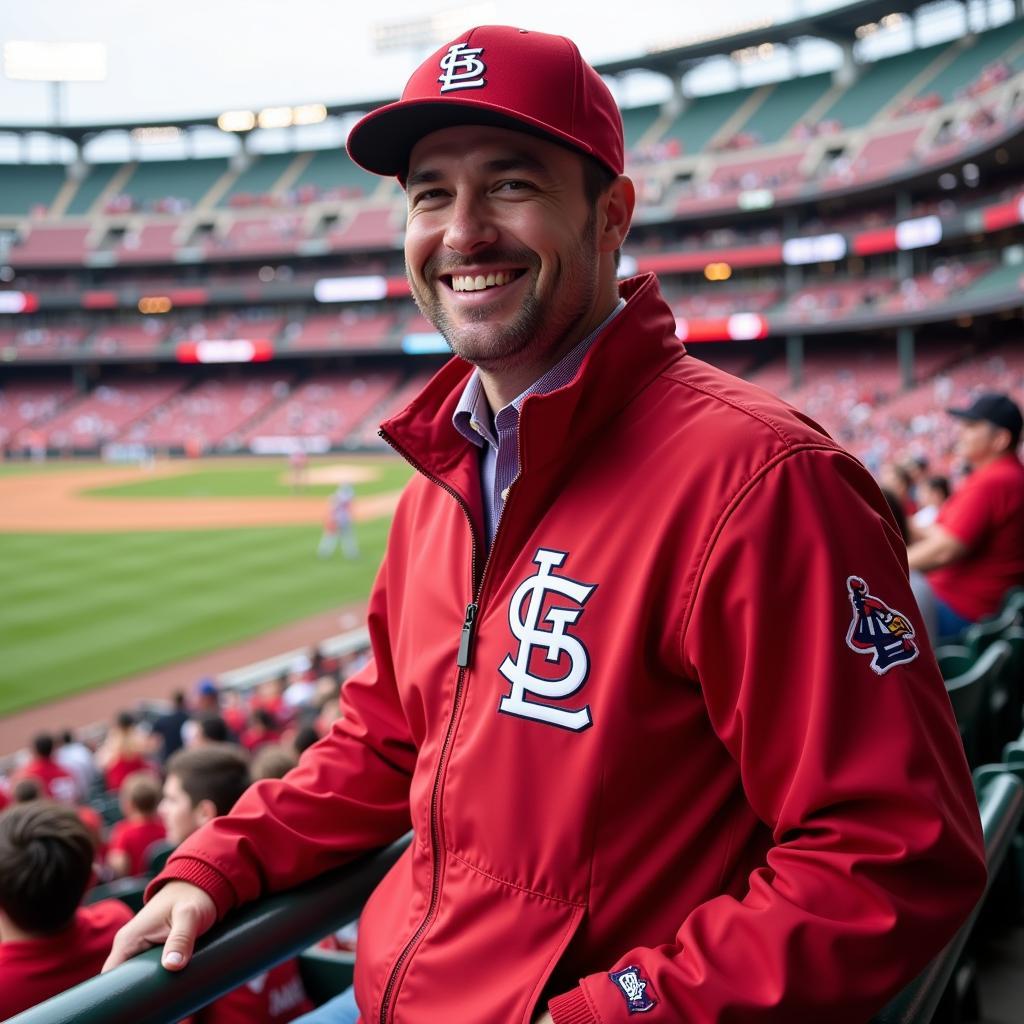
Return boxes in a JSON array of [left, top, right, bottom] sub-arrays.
[[106, 26, 986, 1024], [908, 391, 1024, 636]]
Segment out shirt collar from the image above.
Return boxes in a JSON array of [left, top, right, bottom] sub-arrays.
[[453, 297, 626, 449]]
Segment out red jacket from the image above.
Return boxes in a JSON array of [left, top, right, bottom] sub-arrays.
[[156, 274, 985, 1023]]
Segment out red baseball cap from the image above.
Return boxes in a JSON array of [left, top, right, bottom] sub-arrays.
[[346, 25, 624, 180]]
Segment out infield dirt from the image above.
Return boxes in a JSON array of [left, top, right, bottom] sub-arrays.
[[0, 462, 399, 532]]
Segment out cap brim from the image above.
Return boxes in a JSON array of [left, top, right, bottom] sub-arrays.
[[946, 407, 977, 420], [347, 97, 603, 179]]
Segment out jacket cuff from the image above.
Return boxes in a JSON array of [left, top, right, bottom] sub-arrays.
[[548, 986, 597, 1024], [144, 856, 237, 919]]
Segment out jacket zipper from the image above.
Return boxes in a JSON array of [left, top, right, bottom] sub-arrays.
[[376, 428, 491, 1024]]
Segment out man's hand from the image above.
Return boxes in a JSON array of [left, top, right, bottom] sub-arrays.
[[102, 881, 217, 973], [533, 1013, 554, 1024]]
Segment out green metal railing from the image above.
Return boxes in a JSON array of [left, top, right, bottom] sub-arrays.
[[7, 834, 410, 1024]]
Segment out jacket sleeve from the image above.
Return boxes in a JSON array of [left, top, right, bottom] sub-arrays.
[[549, 447, 987, 1024], [148, 555, 415, 917]]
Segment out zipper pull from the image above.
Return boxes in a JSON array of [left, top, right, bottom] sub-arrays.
[[457, 602, 478, 668]]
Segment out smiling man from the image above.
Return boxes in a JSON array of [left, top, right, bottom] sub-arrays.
[[106, 26, 986, 1024]]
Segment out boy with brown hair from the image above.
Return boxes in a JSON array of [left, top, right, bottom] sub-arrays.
[[107, 770, 166, 878], [0, 801, 133, 1019], [159, 745, 314, 1024]]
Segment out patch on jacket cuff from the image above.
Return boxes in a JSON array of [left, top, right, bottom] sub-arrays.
[[609, 965, 657, 1014]]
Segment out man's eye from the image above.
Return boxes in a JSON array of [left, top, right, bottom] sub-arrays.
[[496, 180, 533, 193], [413, 189, 446, 205]]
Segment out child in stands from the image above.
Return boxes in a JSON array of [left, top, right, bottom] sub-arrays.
[[158, 745, 314, 1024], [107, 770, 166, 878], [0, 801, 133, 1019]]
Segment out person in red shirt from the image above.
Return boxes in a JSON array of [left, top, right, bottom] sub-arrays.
[[97, 711, 156, 792], [155, 744, 314, 1024], [0, 801, 133, 1019], [909, 392, 1024, 637], [107, 771, 166, 878], [13, 733, 77, 803], [239, 708, 283, 754]]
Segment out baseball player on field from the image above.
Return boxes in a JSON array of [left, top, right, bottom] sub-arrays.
[[106, 26, 986, 1024]]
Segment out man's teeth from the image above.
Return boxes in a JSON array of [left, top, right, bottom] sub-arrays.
[[451, 271, 517, 292]]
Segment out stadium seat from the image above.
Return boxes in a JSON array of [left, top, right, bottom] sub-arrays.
[[935, 645, 975, 681], [0, 164, 66, 215], [297, 947, 355, 1005], [870, 768, 1024, 1024], [89, 790, 124, 828], [145, 839, 175, 876], [741, 73, 832, 144], [820, 42, 946, 129], [944, 640, 1012, 767], [964, 606, 1024, 659], [120, 158, 229, 211], [1002, 588, 1024, 620], [65, 163, 121, 217], [82, 874, 150, 913]]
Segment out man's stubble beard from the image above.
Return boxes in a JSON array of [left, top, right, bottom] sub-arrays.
[[407, 213, 599, 374]]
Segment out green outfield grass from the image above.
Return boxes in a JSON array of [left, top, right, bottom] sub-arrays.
[[85, 459, 412, 499], [0, 457, 415, 716]]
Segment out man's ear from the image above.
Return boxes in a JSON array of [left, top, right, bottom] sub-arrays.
[[992, 426, 1013, 454], [598, 175, 636, 254], [193, 799, 218, 829]]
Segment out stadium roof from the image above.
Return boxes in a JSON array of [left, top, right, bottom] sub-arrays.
[[0, 0, 957, 142], [597, 0, 942, 73]]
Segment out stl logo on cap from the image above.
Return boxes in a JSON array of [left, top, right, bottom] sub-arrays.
[[438, 42, 487, 92]]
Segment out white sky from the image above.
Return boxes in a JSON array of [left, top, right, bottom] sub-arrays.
[[1, 0, 837, 124], [0, 0, 1001, 163]]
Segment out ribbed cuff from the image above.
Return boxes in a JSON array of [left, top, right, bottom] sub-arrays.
[[548, 986, 597, 1024], [145, 856, 237, 919]]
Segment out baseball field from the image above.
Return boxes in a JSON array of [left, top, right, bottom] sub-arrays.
[[0, 455, 413, 717]]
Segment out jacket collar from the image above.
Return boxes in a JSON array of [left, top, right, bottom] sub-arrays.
[[381, 273, 685, 491]]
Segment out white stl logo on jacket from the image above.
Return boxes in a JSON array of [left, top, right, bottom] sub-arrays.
[[498, 547, 597, 731]]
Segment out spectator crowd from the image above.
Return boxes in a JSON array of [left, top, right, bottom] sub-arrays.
[[0, 642, 363, 1021]]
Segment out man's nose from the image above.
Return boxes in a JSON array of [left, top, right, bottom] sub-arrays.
[[443, 194, 498, 255]]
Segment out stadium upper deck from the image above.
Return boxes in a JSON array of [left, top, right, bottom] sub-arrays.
[[0, 3, 1021, 468], [0, 8, 1021, 341]]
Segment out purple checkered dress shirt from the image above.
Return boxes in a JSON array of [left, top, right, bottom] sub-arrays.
[[453, 298, 626, 548]]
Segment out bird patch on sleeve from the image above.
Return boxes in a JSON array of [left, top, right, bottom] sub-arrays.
[[845, 575, 919, 675]]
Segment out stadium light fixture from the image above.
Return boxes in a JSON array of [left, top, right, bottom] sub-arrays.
[[258, 106, 293, 130], [293, 103, 327, 126], [218, 110, 257, 133], [3, 41, 107, 82]]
